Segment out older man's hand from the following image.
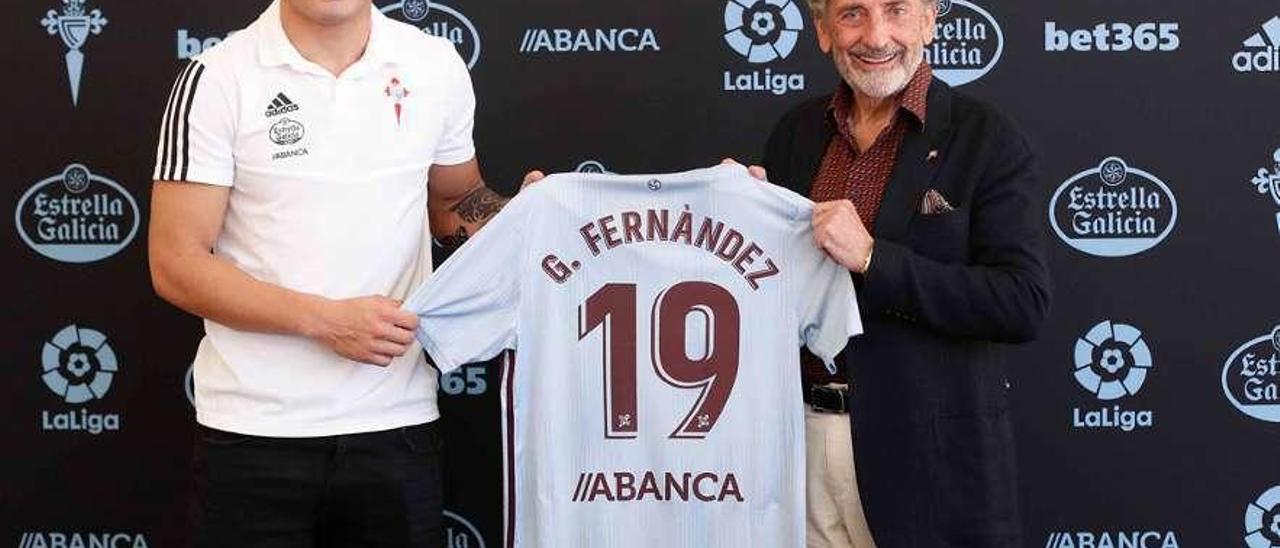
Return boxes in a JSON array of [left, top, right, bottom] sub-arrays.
[[813, 200, 875, 274], [720, 158, 768, 181]]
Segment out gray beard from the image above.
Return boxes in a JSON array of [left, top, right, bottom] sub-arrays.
[[835, 46, 925, 99]]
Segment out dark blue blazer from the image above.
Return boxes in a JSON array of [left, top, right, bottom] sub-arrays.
[[763, 78, 1052, 547]]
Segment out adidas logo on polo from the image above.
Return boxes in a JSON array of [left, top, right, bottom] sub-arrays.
[[265, 92, 299, 117], [1233, 15, 1280, 72]]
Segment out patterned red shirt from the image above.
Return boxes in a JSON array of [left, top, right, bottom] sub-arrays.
[[803, 63, 932, 385], [810, 62, 932, 225]]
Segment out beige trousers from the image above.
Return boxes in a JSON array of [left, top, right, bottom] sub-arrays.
[[805, 394, 877, 548]]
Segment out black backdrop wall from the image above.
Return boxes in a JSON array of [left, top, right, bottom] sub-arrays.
[[3, 1, 1280, 546]]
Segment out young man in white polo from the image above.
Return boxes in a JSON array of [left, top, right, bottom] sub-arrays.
[[148, 0, 524, 544]]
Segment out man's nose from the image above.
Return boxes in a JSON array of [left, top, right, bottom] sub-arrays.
[[862, 14, 893, 50]]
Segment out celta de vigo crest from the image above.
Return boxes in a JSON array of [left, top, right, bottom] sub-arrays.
[[41, 0, 107, 106], [1249, 147, 1280, 234]]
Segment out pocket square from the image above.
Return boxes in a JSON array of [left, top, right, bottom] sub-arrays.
[[919, 188, 956, 215]]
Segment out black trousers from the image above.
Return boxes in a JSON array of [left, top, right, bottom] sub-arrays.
[[190, 421, 443, 548]]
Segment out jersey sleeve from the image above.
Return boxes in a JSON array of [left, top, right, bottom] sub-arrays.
[[152, 59, 236, 186], [790, 203, 863, 369], [432, 46, 476, 166], [401, 191, 531, 374]]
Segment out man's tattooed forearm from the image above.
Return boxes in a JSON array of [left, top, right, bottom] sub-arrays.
[[451, 186, 509, 224]]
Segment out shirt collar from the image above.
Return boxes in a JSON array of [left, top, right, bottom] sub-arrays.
[[828, 61, 933, 135], [257, 0, 404, 74]]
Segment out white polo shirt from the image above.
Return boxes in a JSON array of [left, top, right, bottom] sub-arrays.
[[152, 0, 475, 437]]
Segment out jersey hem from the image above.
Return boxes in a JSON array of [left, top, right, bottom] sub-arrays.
[[195, 407, 441, 438]]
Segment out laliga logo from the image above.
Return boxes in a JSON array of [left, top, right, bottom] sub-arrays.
[[380, 1, 481, 69], [1246, 485, 1280, 548], [41, 324, 116, 404], [1050, 157, 1177, 257], [40, 0, 107, 106], [39, 324, 122, 435], [1071, 320, 1155, 432], [15, 163, 141, 264], [1248, 147, 1280, 234], [443, 510, 485, 548], [722, 0, 807, 95], [723, 0, 803, 63], [927, 0, 1003, 87], [1222, 326, 1280, 423]]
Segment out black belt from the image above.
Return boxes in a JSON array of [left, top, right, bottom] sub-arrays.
[[804, 384, 849, 414]]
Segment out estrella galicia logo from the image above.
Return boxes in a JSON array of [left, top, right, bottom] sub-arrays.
[[1246, 485, 1280, 548], [269, 118, 306, 146], [1249, 146, 1280, 235], [40, 0, 107, 106], [40, 324, 122, 434], [927, 0, 1003, 86], [1222, 326, 1280, 423], [16, 164, 140, 264], [1071, 320, 1155, 431], [722, 0, 807, 95], [443, 510, 485, 548], [1049, 157, 1178, 257], [1233, 16, 1280, 73], [380, 1, 481, 69]]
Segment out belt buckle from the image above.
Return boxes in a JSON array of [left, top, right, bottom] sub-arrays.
[[808, 385, 848, 414]]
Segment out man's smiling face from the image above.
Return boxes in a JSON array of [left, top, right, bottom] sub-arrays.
[[814, 0, 937, 99]]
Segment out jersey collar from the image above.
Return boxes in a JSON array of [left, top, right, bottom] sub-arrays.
[[257, 1, 405, 77]]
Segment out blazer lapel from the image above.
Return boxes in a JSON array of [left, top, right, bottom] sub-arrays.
[[873, 79, 954, 241], [791, 98, 834, 198]]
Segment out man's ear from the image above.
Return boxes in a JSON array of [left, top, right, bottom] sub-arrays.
[[814, 16, 833, 53], [922, 3, 938, 44]]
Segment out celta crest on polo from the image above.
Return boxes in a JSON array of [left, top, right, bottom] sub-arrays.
[[1222, 326, 1280, 423], [15, 164, 140, 264], [40, 0, 107, 106], [39, 324, 123, 435], [1248, 146, 1280, 234], [1234, 16, 1280, 73], [1246, 485, 1280, 548], [1050, 157, 1178, 257], [380, 0, 480, 69], [722, 0, 806, 95], [927, 0, 1003, 86], [1071, 320, 1155, 432]]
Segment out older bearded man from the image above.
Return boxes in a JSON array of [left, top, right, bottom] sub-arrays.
[[758, 0, 1052, 546]]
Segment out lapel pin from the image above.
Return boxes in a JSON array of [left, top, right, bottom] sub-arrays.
[[927, 150, 939, 162]]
